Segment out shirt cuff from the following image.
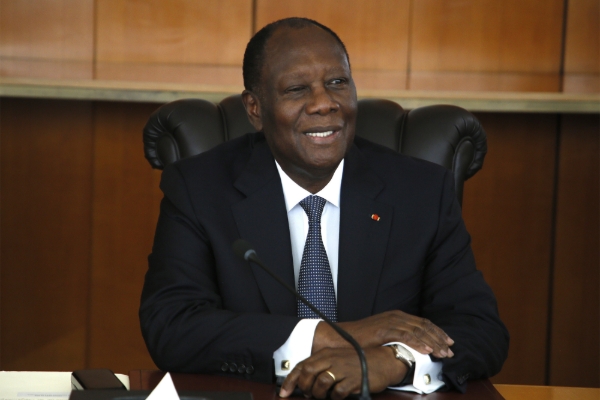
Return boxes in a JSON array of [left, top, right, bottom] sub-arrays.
[[273, 319, 322, 377], [386, 342, 445, 394]]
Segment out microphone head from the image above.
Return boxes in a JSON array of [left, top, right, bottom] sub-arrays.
[[232, 239, 256, 261]]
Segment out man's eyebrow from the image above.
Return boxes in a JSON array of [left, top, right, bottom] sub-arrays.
[[281, 65, 349, 79]]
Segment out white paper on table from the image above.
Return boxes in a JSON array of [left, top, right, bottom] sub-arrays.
[[146, 372, 180, 400], [0, 370, 130, 400]]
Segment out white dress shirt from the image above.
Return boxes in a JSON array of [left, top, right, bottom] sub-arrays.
[[272, 160, 443, 394]]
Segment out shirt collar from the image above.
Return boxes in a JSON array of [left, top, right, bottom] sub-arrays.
[[276, 159, 344, 212]]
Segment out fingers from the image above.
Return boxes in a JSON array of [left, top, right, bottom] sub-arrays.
[[279, 349, 359, 399], [338, 311, 455, 358], [297, 365, 334, 399], [312, 370, 339, 399], [279, 367, 301, 398], [328, 376, 357, 400], [303, 370, 356, 400], [405, 316, 454, 358], [279, 355, 335, 398], [418, 316, 454, 347], [280, 347, 403, 399]]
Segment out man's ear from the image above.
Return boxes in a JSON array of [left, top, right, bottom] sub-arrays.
[[241, 90, 263, 132]]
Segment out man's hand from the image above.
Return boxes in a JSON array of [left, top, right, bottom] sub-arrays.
[[312, 310, 454, 358], [279, 346, 406, 399]]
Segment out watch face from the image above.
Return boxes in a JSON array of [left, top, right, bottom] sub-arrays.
[[394, 344, 415, 363], [403, 347, 416, 362]]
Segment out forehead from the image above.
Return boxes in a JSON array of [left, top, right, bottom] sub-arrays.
[[261, 25, 349, 83]]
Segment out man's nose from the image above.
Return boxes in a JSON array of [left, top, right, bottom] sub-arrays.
[[305, 87, 339, 115]]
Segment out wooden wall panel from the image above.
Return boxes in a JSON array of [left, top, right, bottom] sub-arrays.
[[563, 0, 600, 93], [256, 0, 410, 91], [408, 71, 561, 93], [549, 115, 599, 387], [462, 114, 558, 384], [87, 102, 163, 373], [95, 0, 252, 82], [0, 0, 94, 79], [0, 98, 93, 370], [94, 64, 243, 87], [409, 0, 564, 91]]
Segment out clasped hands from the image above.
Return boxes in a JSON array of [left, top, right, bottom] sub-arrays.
[[279, 310, 454, 399]]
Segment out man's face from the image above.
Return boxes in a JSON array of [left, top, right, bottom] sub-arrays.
[[247, 25, 357, 188]]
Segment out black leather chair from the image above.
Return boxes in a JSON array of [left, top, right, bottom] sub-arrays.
[[143, 95, 487, 205]]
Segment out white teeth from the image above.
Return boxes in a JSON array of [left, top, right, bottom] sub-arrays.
[[305, 131, 333, 137]]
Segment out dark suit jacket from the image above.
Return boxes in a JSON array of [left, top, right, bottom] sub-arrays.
[[140, 132, 508, 392]]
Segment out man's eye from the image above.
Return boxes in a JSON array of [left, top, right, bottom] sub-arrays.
[[329, 78, 347, 86], [285, 86, 305, 93]]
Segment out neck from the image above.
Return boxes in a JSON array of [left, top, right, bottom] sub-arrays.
[[278, 163, 338, 194], [292, 171, 334, 194]]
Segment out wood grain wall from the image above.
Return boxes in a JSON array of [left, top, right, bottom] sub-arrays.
[[462, 113, 559, 384], [0, 0, 598, 388], [563, 0, 600, 92], [0, 0, 94, 78], [549, 115, 599, 387], [87, 103, 164, 371], [0, 99, 93, 370]]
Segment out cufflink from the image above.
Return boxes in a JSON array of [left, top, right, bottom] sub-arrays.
[[281, 360, 290, 370]]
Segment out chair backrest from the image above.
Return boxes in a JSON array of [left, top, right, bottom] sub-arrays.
[[143, 94, 487, 205]]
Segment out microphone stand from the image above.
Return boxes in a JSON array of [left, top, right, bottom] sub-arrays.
[[233, 240, 371, 400]]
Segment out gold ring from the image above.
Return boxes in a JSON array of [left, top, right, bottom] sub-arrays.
[[325, 370, 336, 382]]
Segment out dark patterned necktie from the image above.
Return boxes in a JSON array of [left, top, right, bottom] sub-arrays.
[[297, 195, 338, 322]]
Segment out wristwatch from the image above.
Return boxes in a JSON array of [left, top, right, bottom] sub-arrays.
[[387, 344, 416, 385]]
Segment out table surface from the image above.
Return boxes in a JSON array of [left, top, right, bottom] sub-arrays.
[[494, 384, 600, 400], [129, 371, 504, 399], [128, 371, 600, 400]]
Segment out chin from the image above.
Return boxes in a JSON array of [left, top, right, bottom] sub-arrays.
[[306, 157, 343, 173]]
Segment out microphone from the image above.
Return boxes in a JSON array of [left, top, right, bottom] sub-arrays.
[[232, 239, 371, 400]]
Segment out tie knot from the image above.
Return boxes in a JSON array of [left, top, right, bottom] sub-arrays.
[[299, 195, 326, 222]]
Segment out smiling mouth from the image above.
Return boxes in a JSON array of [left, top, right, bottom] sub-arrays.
[[305, 130, 334, 138]]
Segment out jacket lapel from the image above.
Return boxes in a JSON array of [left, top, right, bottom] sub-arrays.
[[337, 145, 393, 322], [232, 141, 297, 316]]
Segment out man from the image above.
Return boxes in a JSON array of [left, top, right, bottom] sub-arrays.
[[140, 17, 508, 399]]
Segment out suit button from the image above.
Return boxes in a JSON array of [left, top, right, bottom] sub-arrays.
[[238, 364, 246, 373], [229, 362, 238, 373], [246, 366, 255, 374], [220, 362, 229, 372]]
